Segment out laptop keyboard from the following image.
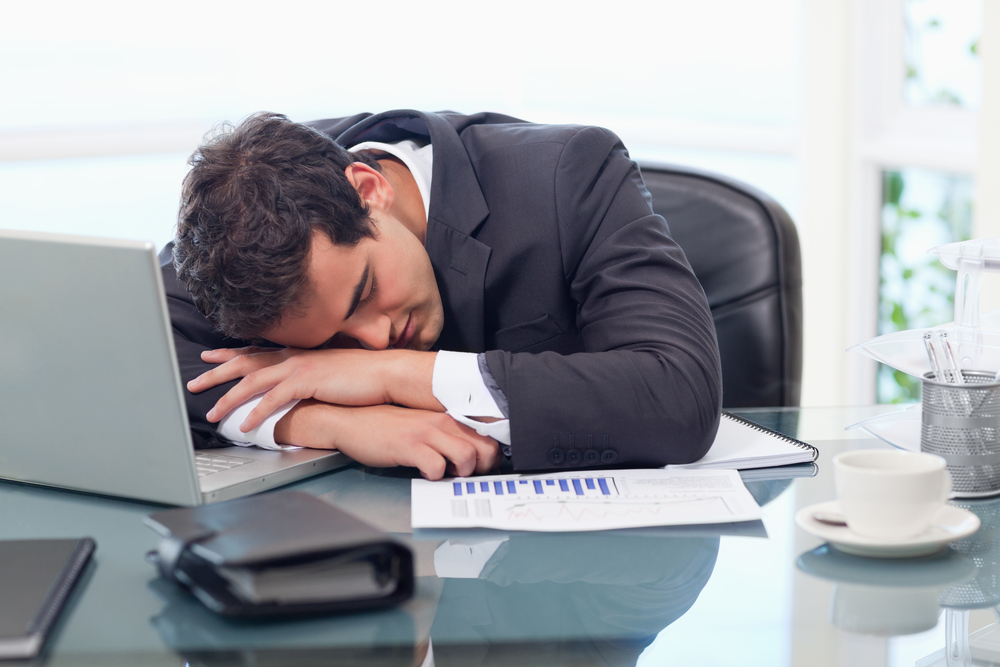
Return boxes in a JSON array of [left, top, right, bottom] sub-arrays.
[[195, 452, 255, 478]]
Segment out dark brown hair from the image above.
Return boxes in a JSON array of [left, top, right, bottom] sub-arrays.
[[173, 112, 378, 340]]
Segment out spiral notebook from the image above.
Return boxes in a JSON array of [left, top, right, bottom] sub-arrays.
[[670, 412, 818, 470], [0, 538, 95, 659]]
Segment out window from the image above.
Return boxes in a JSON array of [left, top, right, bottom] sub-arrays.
[[872, 0, 982, 403], [878, 167, 974, 402]]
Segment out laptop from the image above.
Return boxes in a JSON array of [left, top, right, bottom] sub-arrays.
[[0, 229, 350, 505]]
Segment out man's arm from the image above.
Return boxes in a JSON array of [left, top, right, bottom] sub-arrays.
[[272, 400, 498, 478], [483, 126, 723, 469], [193, 347, 509, 440], [162, 246, 500, 477], [190, 347, 441, 422]]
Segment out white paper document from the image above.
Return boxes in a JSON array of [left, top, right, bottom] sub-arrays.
[[411, 468, 761, 532]]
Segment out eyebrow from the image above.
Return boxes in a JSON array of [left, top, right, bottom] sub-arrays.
[[344, 261, 370, 321]]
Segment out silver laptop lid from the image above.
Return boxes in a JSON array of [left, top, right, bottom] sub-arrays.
[[0, 230, 201, 505]]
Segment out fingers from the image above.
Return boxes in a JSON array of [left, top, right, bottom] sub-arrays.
[[426, 430, 483, 478], [275, 403, 501, 481], [350, 409, 498, 480], [199, 346, 268, 364], [188, 347, 292, 394], [240, 380, 306, 431], [470, 431, 502, 474], [205, 365, 302, 424], [401, 436, 494, 481], [447, 420, 502, 474], [403, 444, 450, 481], [419, 415, 499, 478]]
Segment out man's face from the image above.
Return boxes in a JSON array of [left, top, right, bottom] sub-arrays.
[[262, 217, 444, 351]]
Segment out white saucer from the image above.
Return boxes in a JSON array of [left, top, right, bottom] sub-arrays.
[[795, 500, 981, 558]]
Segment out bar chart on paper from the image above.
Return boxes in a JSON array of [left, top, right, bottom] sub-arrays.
[[411, 469, 761, 531]]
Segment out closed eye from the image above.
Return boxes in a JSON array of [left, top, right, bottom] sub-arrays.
[[359, 274, 378, 307]]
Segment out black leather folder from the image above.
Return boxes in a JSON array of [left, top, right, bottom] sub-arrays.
[[144, 491, 413, 617]]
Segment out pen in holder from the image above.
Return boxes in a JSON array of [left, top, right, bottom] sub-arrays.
[[921, 371, 1000, 497]]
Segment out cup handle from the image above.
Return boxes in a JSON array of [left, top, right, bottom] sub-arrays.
[[941, 470, 953, 502]]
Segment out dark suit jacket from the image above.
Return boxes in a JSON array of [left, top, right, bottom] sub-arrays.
[[161, 110, 722, 470]]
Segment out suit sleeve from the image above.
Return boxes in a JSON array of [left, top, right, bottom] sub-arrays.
[[484, 127, 723, 470], [158, 245, 255, 449]]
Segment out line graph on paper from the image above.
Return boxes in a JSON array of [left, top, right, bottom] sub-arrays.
[[501, 496, 731, 526]]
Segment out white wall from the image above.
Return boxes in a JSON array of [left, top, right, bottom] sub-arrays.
[[798, 1, 852, 407]]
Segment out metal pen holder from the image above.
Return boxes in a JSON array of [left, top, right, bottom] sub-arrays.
[[922, 371, 1000, 498]]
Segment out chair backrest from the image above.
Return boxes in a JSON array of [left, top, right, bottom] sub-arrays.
[[639, 162, 803, 407]]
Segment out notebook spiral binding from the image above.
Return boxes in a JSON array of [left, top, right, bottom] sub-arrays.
[[722, 412, 818, 461], [28, 538, 96, 637]]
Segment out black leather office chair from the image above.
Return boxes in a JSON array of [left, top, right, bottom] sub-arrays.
[[639, 162, 803, 408]]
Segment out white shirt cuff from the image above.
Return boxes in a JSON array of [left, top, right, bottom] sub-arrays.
[[447, 411, 511, 444], [433, 351, 511, 445], [216, 395, 303, 451]]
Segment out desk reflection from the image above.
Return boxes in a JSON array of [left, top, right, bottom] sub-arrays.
[[142, 472, 812, 666], [149, 531, 719, 667], [795, 495, 1000, 666], [429, 532, 719, 666], [148, 575, 420, 666], [939, 496, 1000, 665]]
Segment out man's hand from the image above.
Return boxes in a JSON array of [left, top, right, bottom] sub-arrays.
[[276, 401, 500, 480], [188, 346, 440, 431]]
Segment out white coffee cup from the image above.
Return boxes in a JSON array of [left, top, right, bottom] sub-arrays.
[[833, 450, 951, 539]]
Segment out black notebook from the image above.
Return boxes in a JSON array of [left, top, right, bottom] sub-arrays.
[[0, 538, 95, 660], [673, 412, 818, 470]]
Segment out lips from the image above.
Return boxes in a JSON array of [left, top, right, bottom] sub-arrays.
[[391, 313, 416, 349]]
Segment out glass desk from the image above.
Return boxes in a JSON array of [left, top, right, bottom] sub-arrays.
[[2, 405, 996, 667]]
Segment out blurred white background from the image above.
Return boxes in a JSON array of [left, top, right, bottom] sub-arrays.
[[1, 0, 997, 408], [0, 0, 799, 248]]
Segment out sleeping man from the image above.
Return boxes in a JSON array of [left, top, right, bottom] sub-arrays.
[[163, 110, 722, 480]]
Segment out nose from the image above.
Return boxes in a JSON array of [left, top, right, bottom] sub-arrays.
[[345, 312, 392, 351]]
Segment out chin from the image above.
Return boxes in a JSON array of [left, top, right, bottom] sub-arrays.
[[414, 328, 439, 351], [414, 303, 444, 351]]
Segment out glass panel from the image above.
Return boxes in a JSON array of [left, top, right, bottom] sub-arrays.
[[878, 168, 974, 403], [0, 152, 189, 252], [903, 0, 983, 109]]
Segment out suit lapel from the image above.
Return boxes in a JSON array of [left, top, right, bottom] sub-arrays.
[[427, 223, 491, 352], [421, 113, 491, 352]]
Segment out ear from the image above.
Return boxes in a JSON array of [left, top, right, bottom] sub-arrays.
[[344, 163, 395, 213]]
